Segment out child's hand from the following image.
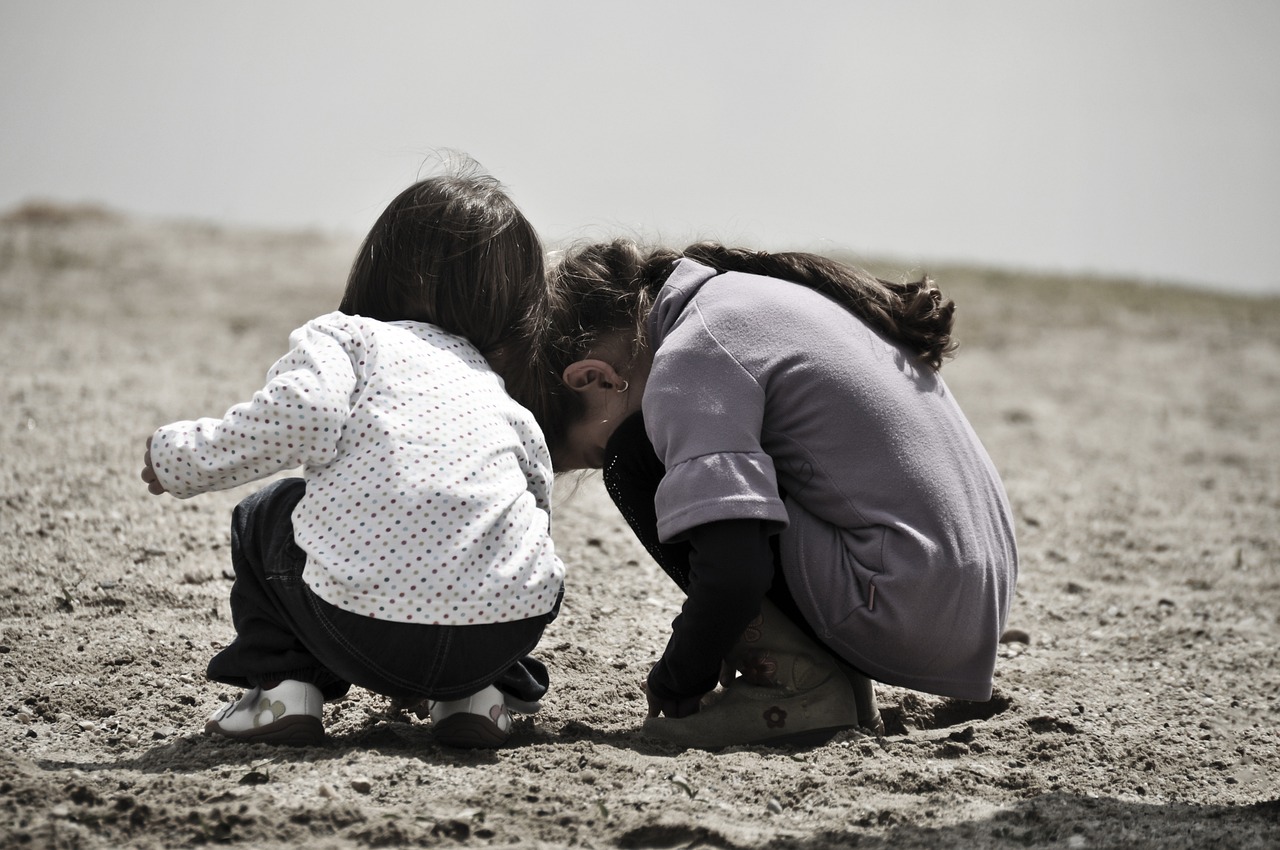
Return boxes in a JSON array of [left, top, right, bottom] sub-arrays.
[[140, 437, 167, 495], [641, 679, 701, 719]]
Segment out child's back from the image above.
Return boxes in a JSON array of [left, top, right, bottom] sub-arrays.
[[645, 263, 1017, 700], [151, 312, 561, 625], [142, 167, 562, 748]]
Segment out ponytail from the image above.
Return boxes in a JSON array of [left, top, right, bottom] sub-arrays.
[[677, 243, 956, 370]]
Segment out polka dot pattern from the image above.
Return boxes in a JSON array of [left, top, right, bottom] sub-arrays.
[[149, 312, 565, 624]]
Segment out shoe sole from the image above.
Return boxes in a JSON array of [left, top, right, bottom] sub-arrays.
[[750, 723, 854, 748], [432, 713, 510, 748], [204, 715, 325, 746], [641, 718, 856, 750]]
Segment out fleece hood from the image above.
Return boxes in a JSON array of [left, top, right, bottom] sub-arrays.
[[646, 259, 720, 350]]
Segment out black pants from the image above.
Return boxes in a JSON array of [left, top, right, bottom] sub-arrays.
[[206, 478, 555, 703], [601, 412, 823, 648]]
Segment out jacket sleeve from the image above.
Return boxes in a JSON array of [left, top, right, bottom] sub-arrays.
[[514, 416, 556, 517], [644, 302, 789, 543], [148, 319, 358, 498]]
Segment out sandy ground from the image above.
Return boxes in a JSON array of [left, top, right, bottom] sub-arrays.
[[1, 207, 1277, 849]]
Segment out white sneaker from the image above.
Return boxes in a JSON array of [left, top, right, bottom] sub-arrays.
[[204, 680, 324, 745], [429, 685, 513, 748]]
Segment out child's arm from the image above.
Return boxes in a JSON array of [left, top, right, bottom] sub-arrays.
[[644, 518, 775, 717], [140, 436, 167, 494], [143, 320, 358, 499], [509, 411, 556, 516]]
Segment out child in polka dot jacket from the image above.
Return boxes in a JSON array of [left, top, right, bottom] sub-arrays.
[[140, 171, 565, 748]]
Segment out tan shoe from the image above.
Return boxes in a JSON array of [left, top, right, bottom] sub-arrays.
[[642, 600, 867, 748], [841, 660, 885, 736]]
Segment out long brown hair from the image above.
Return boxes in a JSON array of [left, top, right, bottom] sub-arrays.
[[531, 239, 956, 458], [339, 168, 547, 359]]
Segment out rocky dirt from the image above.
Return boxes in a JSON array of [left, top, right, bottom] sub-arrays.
[[1, 207, 1277, 848]]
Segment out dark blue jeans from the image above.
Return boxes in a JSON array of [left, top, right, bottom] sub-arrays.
[[206, 478, 556, 703]]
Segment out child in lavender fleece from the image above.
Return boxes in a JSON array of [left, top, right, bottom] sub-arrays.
[[529, 240, 1017, 748]]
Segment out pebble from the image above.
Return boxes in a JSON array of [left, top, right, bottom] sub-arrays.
[[767, 798, 783, 814], [15, 710, 33, 724], [350, 778, 372, 794]]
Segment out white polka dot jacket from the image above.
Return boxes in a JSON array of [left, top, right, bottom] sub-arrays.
[[148, 312, 565, 625]]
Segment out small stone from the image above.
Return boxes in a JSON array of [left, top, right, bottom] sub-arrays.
[[350, 777, 372, 794], [767, 798, 783, 814], [318, 784, 338, 799], [1000, 628, 1031, 645], [239, 770, 270, 786]]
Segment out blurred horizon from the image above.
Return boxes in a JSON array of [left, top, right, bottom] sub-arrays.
[[2, 1, 1278, 295]]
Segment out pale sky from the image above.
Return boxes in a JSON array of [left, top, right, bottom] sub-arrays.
[[3, 1, 1278, 293]]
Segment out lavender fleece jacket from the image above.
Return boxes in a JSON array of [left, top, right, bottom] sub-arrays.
[[643, 260, 1018, 700]]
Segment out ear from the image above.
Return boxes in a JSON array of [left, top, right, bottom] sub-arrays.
[[561, 359, 623, 393]]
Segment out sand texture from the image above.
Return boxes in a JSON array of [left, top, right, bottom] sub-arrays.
[[1, 209, 1277, 848]]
